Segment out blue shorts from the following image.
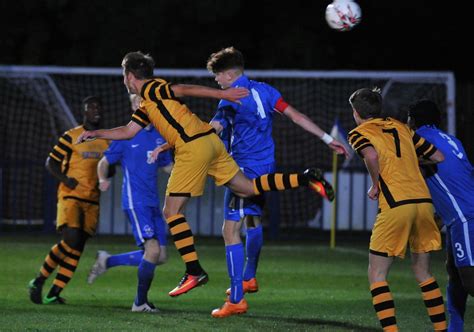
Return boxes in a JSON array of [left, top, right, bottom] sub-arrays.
[[446, 220, 474, 268], [124, 206, 168, 247], [224, 163, 275, 222]]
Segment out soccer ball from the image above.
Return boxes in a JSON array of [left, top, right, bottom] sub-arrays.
[[325, 0, 361, 31]]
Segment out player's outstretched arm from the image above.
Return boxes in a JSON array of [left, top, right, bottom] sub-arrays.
[[171, 84, 249, 103], [76, 121, 142, 144], [45, 156, 78, 189], [282, 105, 350, 158]]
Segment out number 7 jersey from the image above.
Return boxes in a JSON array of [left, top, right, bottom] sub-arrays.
[[348, 117, 438, 211]]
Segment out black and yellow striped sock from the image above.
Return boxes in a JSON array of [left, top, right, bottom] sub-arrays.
[[252, 173, 308, 195], [419, 277, 447, 331], [38, 240, 70, 281], [49, 243, 82, 296], [167, 214, 202, 275], [370, 281, 398, 332]]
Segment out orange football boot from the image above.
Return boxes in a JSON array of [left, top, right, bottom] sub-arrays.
[[168, 271, 208, 297], [211, 298, 248, 318], [305, 168, 335, 201], [226, 278, 259, 295]]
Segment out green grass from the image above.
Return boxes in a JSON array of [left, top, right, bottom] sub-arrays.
[[1, 234, 473, 331]]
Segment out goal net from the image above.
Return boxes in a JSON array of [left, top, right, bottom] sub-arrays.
[[0, 66, 455, 236]]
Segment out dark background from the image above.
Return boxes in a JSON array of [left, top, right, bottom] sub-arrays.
[[0, 0, 469, 79], [1, 0, 471, 154], [0, 0, 470, 146]]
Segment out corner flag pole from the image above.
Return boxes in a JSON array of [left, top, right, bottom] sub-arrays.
[[330, 151, 338, 249]]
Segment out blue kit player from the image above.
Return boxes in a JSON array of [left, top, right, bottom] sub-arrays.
[[206, 47, 350, 317], [408, 100, 474, 332], [87, 95, 173, 313]]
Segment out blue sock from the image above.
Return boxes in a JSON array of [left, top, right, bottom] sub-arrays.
[[447, 279, 467, 332], [226, 243, 244, 304], [135, 259, 156, 306], [106, 250, 144, 268], [243, 225, 263, 281]]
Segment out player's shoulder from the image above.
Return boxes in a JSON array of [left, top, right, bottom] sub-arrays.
[[62, 125, 84, 140], [249, 79, 280, 94], [152, 77, 169, 85], [217, 99, 236, 110]]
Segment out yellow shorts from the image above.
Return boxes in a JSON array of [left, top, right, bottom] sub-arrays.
[[56, 197, 100, 236], [167, 133, 240, 197], [370, 202, 442, 258]]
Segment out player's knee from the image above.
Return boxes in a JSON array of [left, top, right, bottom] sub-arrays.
[[157, 250, 168, 265], [162, 206, 175, 219], [62, 226, 87, 250], [144, 246, 160, 264]]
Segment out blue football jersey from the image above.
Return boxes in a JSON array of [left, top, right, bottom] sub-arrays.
[[213, 75, 285, 167], [104, 126, 172, 209], [417, 125, 474, 226]]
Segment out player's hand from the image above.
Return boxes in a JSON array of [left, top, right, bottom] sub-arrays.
[[149, 143, 168, 163], [329, 140, 351, 159], [367, 184, 379, 200], [76, 131, 97, 144], [99, 179, 111, 191], [64, 177, 79, 189], [222, 87, 249, 104]]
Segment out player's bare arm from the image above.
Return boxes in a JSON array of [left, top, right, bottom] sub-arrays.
[[282, 105, 350, 158], [426, 149, 444, 163], [359, 146, 380, 200], [150, 143, 171, 163], [45, 156, 78, 189], [97, 157, 111, 192], [76, 121, 142, 144], [171, 84, 249, 103], [209, 120, 224, 135]]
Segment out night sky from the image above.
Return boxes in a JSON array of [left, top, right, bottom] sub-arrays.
[[0, 0, 468, 81]]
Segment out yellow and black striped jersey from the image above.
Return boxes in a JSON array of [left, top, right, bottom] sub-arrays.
[[49, 125, 109, 203], [131, 78, 215, 148], [348, 117, 437, 211]]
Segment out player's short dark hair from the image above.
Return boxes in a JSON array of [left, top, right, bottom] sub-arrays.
[[408, 99, 441, 128], [206, 46, 244, 73], [122, 51, 154, 79], [82, 95, 102, 107], [349, 87, 383, 119]]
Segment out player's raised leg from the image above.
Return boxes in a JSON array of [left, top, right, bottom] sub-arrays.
[[226, 168, 335, 201], [87, 250, 144, 284]]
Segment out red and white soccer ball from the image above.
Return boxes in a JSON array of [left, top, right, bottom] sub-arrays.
[[325, 0, 362, 31]]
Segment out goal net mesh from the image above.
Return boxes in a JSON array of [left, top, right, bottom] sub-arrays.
[[0, 68, 452, 234]]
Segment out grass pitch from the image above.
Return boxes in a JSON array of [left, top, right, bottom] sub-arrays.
[[1, 233, 473, 331]]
